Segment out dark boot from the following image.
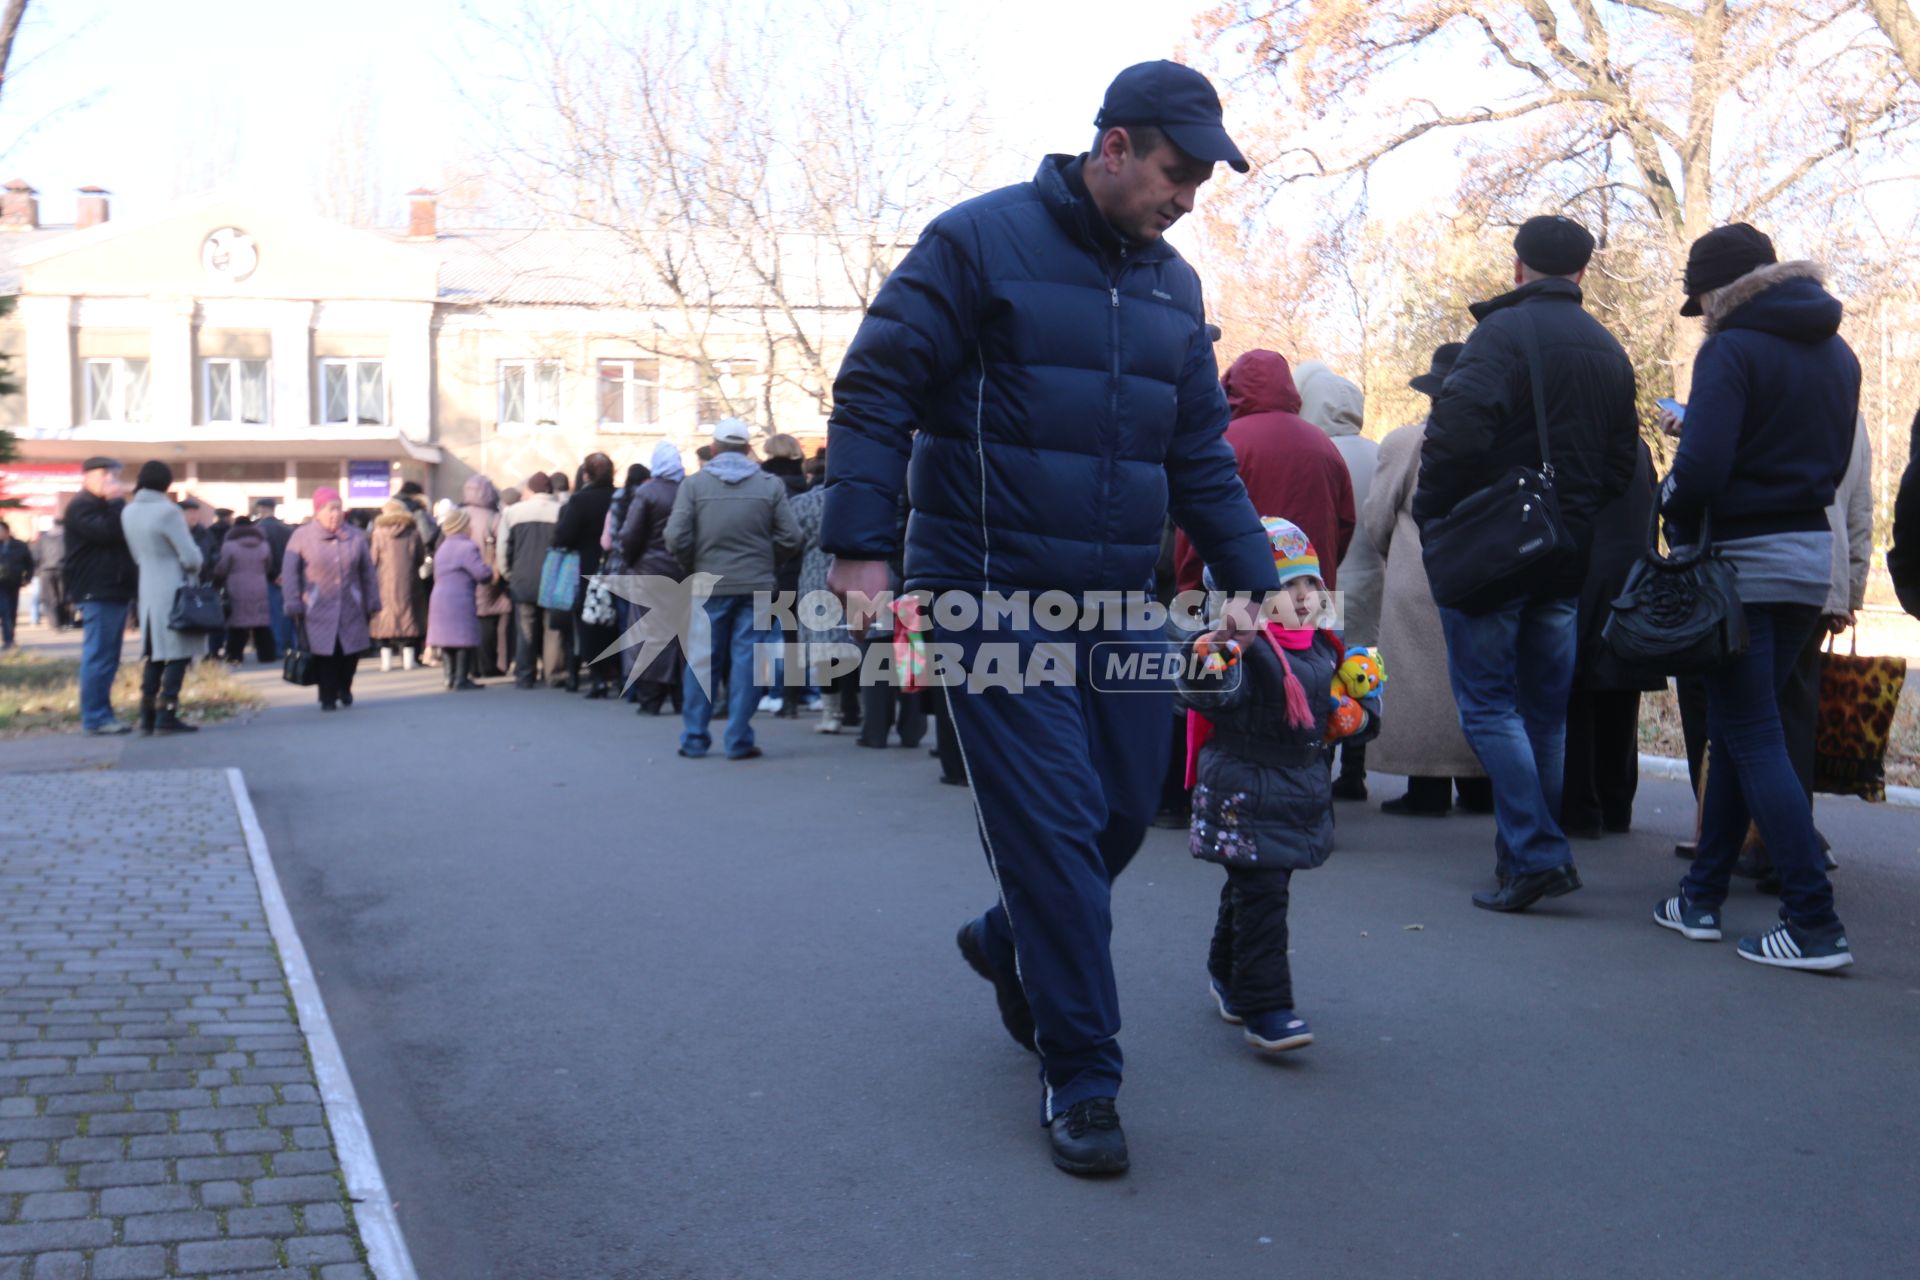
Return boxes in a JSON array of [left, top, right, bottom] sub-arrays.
[[453, 650, 485, 691], [138, 693, 158, 736], [155, 702, 198, 734]]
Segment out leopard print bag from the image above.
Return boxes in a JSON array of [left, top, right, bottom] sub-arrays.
[[1814, 630, 1907, 802]]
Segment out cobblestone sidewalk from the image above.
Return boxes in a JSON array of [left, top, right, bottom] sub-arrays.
[[0, 769, 381, 1280]]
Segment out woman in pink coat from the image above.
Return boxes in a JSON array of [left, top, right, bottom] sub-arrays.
[[281, 487, 380, 711]]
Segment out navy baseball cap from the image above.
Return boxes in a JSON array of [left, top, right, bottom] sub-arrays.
[[1094, 61, 1249, 174]]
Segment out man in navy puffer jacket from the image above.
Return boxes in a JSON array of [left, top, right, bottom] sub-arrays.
[[824, 62, 1276, 1176]]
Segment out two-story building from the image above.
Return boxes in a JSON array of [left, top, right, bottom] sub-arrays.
[[0, 182, 870, 516]]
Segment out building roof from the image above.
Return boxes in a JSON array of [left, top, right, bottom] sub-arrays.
[[401, 227, 891, 310], [0, 228, 80, 293]]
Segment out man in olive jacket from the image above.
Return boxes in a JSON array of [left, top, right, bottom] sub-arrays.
[[665, 418, 802, 760]]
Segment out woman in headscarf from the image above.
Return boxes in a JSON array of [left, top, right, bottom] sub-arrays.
[[119, 460, 205, 734], [461, 474, 513, 677], [618, 440, 688, 714], [425, 509, 494, 691], [282, 487, 380, 711]]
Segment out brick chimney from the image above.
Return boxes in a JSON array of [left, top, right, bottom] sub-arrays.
[[407, 188, 437, 241], [76, 186, 110, 229], [1, 179, 39, 231]]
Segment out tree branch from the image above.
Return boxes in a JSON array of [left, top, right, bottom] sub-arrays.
[[0, 0, 31, 111], [1618, 0, 1700, 23], [1867, 0, 1920, 86]]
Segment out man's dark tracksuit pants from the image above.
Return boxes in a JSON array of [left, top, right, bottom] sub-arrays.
[[936, 612, 1166, 1122]]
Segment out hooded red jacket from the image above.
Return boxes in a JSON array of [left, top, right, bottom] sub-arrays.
[[1174, 350, 1356, 594]]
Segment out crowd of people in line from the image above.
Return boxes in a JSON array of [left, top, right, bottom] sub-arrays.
[[20, 54, 1920, 1183]]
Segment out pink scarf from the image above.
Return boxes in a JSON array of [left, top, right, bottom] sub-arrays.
[[1184, 624, 1324, 789]]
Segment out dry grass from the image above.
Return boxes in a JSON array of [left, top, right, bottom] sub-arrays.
[[1639, 674, 1919, 789], [0, 649, 263, 736]]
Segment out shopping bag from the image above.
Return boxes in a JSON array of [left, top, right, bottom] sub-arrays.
[[1813, 630, 1906, 802], [537, 548, 581, 612]]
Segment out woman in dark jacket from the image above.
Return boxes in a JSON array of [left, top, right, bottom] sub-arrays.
[[760, 433, 809, 715], [1562, 441, 1663, 838], [551, 451, 619, 697], [1654, 226, 1860, 972], [618, 441, 686, 713], [212, 519, 274, 663], [601, 462, 650, 696]]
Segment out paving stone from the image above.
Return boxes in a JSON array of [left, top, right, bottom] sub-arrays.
[[27, 1252, 84, 1280], [222, 1127, 289, 1154], [286, 1234, 359, 1265], [177, 1105, 267, 1132], [75, 1159, 169, 1188], [178, 1154, 269, 1183], [122, 1209, 222, 1243], [302, 1202, 348, 1233], [85, 1112, 171, 1137], [42, 1091, 128, 1115], [271, 1149, 337, 1176], [226, 1205, 297, 1236], [89, 1246, 170, 1279], [13, 1190, 91, 1220], [130, 1087, 212, 1110], [54, 1136, 124, 1162], [99, 1184, 196, 1215], [129, 1132, 221, 1158], [249, 1174, 342, 1204], [175, 1236, 281, 1272], [198, 1180, 246, 1209], [0, 1217, 115, 1252]]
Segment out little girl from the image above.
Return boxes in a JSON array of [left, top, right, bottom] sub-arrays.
[[1178, 517, 1381, 1053]]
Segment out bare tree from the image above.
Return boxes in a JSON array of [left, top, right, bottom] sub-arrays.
[[472, 0, 990, 434], [1200, 1, 1920, 391], [0, 0, 30, 109], [1868, 0, 1920, 82]]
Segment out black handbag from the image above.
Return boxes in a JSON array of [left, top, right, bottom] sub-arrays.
[[1420, 310, 1574, 615], [282, 618, 319, 687], [169, 582, 227, 633], [1602, 507, 1747, 673]]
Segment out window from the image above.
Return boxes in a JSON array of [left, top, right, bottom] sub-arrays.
[[82, 358, 150, 425], [319, 359, 387, 425], [697, 360, 760, 425], [203, 358, 270, 425], [500, 360, 564, 428], [597, 360, 660, 432]]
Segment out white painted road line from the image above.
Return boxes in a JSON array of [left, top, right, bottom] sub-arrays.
[[227, 767, 420, 1280]]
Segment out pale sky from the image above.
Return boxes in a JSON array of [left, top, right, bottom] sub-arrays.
[[0, 0, 1223, 229]]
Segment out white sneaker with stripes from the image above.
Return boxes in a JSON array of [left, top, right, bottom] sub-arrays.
[[1653, 895, 1722, 942], [1737, 921, 1853, 971]]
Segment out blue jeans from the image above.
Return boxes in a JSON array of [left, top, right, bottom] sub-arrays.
[[78, 600, 131, 729], [681, 595, 767, 758], [268, 583, 293, 654], [1681, 603, 1837, 929], [1439, 596, 1579, 878]]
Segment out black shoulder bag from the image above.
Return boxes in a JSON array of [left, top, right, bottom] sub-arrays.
[[282, 617, 319, 687], [1601, 507, 1747, 673], [1420, 310, 1574, 615]]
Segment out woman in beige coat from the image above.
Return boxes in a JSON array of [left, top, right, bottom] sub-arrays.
[[119, 460, 204, 734], [1360, 347, 1488, 816]]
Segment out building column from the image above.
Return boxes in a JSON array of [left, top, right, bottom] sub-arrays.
[[271, 302, 315, 428], [151, 297, 195, 430], [19, 295, 74, 432], [388, 302, 434, 444]]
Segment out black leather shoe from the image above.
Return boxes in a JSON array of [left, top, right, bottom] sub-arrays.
[[956, 921, 1034, 1052], [1472, 864, 1581, 913], [1049, 1098, 1128, 1176], [1331, 774, 1368, 802]]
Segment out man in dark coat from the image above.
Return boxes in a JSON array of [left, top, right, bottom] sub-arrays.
[[822, 61, 1276, 1176], [1414, 214, 1638, 913], [252, 498, 296, 653], [0, 519, 33, 647], [551, 452, 618, 696], [29, 521, 67, 629], [64, 457, 140, 734]]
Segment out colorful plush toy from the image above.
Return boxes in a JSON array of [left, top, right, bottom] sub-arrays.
[[1333, 647, 1386, 700], [1326, 647, 1386, 742]]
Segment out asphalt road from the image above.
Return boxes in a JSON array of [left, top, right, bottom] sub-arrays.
[[111, 662, 1920, 1279]]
